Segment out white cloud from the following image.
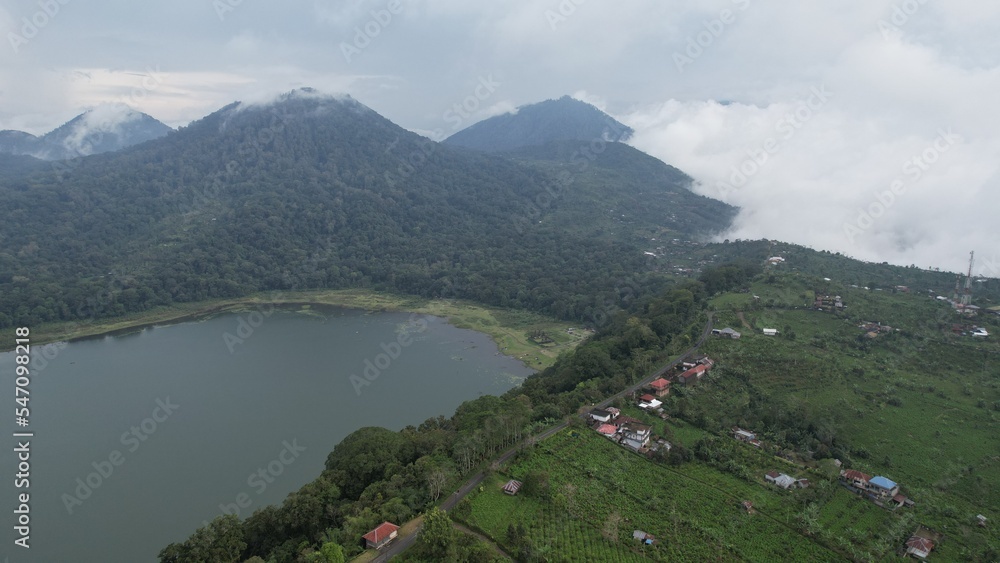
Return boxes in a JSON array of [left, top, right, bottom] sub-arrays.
[[1, 0, 997, 273]]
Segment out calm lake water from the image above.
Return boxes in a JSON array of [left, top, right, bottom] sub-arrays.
[[0, 308, 533, 563]]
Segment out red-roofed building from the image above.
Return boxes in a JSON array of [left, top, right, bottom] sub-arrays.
[[905, 536, 934, 559], [596, 423, 618, 437], [678, 364, 708, 385], [648, 378, 671, 397], [363, 522, 399, 550], [840, 469, 872, 489], [503, 480, 523, 495], [639, 393, 656, 403]]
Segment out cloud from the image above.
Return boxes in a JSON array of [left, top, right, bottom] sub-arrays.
[[1, 0, 997, 273], [624, 29, 1000, 275], [59, 103, 144, 156]]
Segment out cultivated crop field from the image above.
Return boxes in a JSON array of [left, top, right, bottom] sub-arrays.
[[462, 430, 843, 562]]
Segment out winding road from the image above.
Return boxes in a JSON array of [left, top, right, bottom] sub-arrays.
[[368, 313, 715, 561]]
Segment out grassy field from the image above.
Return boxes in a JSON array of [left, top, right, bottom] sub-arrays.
[[461, 429, 846, 562], [453, 272, 998, 561], [14, 289, 585, 370], [693, 275, 1000, 560]]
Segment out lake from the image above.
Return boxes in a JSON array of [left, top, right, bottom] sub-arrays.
[[0, 307, 533, 562]]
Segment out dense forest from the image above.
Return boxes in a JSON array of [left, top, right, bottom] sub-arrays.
[[0, 91, 735, 332]]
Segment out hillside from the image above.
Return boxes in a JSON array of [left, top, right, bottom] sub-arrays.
[[504, 139, 737, 241], [0, 105, 172, 160], [160, 264, 1000, 562], [444, 95, 633, 153], [0, 89, 728, 330]]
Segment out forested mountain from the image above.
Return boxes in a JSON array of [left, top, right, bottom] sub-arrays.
[[0, 153, 45, 180], [0, 89, 731, 329], [0, 105, 171, 160], [501, 139, 737, 240], [0, 130, 39, 155], [444, 95, 633, 152]]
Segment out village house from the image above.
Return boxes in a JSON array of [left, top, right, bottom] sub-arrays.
[[892, 494, 914, 509], [814, 295, 845, 312], [840, 470, 908, 506], [733, 427, 762, 447], [762, 328, 778, 336], [502, 480, 522, 496], [362, 522, 399, 550], [589, 408, 613, 424], [620, 422, 652, 451], [712, 327, 742, 339], [632, 530, 655, 545], [904, 536, 934, 559], [596, 423, 618, 438], [637, 393, 662, 410], [868, 476, 900, 500], [681, 355, 714, 369], [840, 469, 872, 491], [677, 364, 709, 386], [765, 471, 797, 490], [647, 377, 671, 397]]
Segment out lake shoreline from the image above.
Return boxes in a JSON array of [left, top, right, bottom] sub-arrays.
[[9, 289, 586, 370]]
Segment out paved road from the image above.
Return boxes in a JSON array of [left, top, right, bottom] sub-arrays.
[[370, 313, 714, 561]]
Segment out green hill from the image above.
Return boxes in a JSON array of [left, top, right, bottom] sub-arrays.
[[0, 90, 731, 330], [444, 95, 633, 153]]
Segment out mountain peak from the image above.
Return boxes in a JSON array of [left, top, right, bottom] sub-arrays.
[[233, 87, 364, 114], [444, 95, 633, 153], [0, 105, 172, 160]]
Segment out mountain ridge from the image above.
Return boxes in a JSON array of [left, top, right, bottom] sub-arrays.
[[0, 105, 172, 160], [444, 95, 633, 153]]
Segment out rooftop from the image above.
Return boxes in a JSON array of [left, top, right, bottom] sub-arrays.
[[870, 476, 897, 490], [363, 522, 399, 544]]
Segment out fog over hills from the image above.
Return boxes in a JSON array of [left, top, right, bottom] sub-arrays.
[[0, 104, 171, 160]]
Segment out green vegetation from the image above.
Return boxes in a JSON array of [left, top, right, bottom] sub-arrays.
[[460, 430, 840, 562], [0, 92, 731, 334]]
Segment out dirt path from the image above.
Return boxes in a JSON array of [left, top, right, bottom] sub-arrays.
[[452, 522, 512, 559], [737, 311, 753, 330]]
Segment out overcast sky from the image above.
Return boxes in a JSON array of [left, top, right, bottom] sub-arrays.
[[2, 0, 998, 275]]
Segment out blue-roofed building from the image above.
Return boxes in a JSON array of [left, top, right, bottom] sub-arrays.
[[868, 476, 899, 499]]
